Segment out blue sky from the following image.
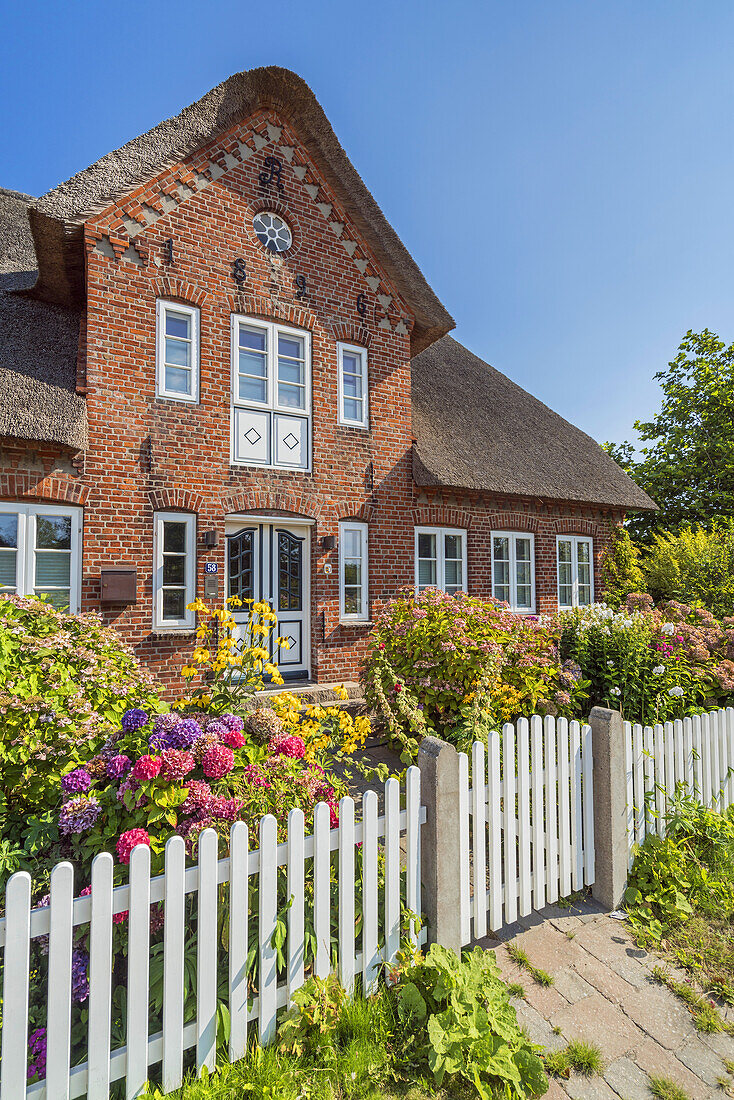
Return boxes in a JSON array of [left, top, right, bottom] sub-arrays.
[[3, 1, 733, 447]]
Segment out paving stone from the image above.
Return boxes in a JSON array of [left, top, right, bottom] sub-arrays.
[[550, 992, 645, 1060], [522, 975, 571, 1017], [510, 924, 581, 974], [543, 1079, 569, 1100], [572, 926, 652, 989], [631, 1036, 711, 1100], [603, 1056, 652, 1100], [565, 1073, 620, 1100], [622, 985, 697, 1049], [514, 1001, 566, 1051], [700, 1027, 734, 1061], [552, 967, 597, 1004], [677, 1034, 730, 1087], [572, 954, 639, 1004]]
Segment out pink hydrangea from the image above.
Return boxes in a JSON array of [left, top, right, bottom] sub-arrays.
[[328, 801, 339, 828], [181, 780, 213, 816], [202, 743, 234, 779], [268, 732, 306, 759], [221, 726, 246, 749], [211, 795, 244, 822], [113, 910, 128, 925], [116, 828, 150, 864], [132, 755, 162, 782], [161, 749, 195, 782]]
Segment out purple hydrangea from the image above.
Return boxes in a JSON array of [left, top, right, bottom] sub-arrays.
[[220, 713, 245, 734], [58, 794, 102, 835], [61, 768, 92, 796], [71, 946, 89, 1003], [106, 754, 131, 780], [168, 718, 203, 750], [203, 719, 228, 741], [149, 712, 179, 751], [27, 1027, 47, 1081], [121, 708, 149, 733]]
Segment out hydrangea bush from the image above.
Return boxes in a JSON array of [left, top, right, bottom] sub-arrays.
[[363, 588, 588, 756]]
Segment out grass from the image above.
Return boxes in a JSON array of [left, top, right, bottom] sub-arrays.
[[544, 1039, 603, 1078], [664, 914, 734, 1005], [507, 981, 526, 999], [506, 944, 554, 986], [650, 964, 734, 1035], [648, 1076, 692, 1100]]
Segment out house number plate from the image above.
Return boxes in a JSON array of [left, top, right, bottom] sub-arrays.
[[204, 563, 219, 574]]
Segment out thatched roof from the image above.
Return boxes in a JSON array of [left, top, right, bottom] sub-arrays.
[[0, 188, 87, 450], [412, 336, 656, 511], [27, 66, 454, 356]]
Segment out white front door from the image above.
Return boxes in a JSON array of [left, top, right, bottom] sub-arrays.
[[225, 519, 310, 680]]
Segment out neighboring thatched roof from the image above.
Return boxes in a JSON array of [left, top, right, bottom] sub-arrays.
[[27, 66, 454, 355], [411, 336, 657, 511], [0, 188, 87, 450]]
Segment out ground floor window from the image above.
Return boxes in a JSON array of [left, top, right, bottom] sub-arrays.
[[557, 534, 593, 608], [0, 502, 82, 610], [339, 521, 369, 621], [415, 526, 466, 595], [491, 531, 535, 612], [153, 512, 196, 629]]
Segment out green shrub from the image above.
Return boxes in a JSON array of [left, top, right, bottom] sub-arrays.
[[0, 594, 162, 835], [644, 522, 734, 617], [364, 589, 587, 755], [600, 525, 644, 609]]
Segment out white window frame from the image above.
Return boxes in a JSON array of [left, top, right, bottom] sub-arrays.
[[0, 502, 82, 611], [414, 526, 467, 595], [491, 530, 536, 613], [337, 342, 369, 429], [153, 511, 197, 630], [556, 534, 594, 609], [339, 521, 369, 622], [230, 314, 312, 470], [156, 299, 200, 403]]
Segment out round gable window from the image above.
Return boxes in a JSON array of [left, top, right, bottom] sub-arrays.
[[253, 211, 292, 253]]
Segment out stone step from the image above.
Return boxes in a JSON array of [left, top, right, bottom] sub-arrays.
[[250, 680, 367, 715]]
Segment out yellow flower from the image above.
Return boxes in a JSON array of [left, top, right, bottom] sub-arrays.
[[192, 648, 210, 663], [335, 683, 349, 701], [182, 665, 197, 678]]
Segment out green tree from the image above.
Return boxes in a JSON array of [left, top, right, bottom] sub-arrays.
[[607, 330, 734, 541], [644, 521, 734, 616], [599, 524, 644, 608]]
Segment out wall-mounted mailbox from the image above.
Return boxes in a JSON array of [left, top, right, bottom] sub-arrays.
[[100, 568, 138, 604]]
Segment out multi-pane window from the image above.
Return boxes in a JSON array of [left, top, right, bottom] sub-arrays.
[[337, 343, 369, 428], [156, 300, 199, 402], [231, 316, 311, 470], [339, 521, 369, 621], [0, 503, 82, 610], [153, 512, 196, 629], [415, 527, 466, 595], [557, 535, 593, 609], [491, 532, 535, 612]]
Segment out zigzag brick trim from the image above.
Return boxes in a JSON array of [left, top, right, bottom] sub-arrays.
[[148, 488, 204, 513]]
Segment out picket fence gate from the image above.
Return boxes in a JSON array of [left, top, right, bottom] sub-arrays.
[[625, 706, 734, 862], [458, 716, 595, 943], [0, 771, 424, 1100]]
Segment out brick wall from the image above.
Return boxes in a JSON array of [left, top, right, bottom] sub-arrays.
[[0, 107, 623, 694]]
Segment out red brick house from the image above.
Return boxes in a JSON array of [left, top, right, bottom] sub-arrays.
[[0, 67, 654, 689]]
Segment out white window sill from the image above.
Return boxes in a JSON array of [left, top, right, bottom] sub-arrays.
[[339, 619, 373, 628], [151, 627, 197, 636]]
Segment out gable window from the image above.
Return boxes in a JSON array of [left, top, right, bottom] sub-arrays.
[[156, 300, 199, 402], [0, 502, 82, 611], [339, 521, 369, 621], [415, 527, 467, 595], [491, 532, 535, 612], [153, 512, 196, 629], [231, 316, 311, 470], [557, 535, 593, 609], [337, 343, 369, 428]]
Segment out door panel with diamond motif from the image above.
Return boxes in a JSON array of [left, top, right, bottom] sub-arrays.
[[225, 520, 309, 679]]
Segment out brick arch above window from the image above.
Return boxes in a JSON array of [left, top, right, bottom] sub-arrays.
[[326, 321, 371, 347], [549, 517, 599, 538], [411, 505, 474, 530], [226, 294, 317, 334], [148, 488, 203, 513], [0, 471, 90, 506], [484, 512, 539, 534], [333, 500, 375, 523], [221, 487, 326, 520], [151, 278, 208, 308]]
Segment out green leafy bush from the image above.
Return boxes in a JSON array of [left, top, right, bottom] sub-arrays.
[[0, 594, 162, 832], [644, 522, 734, 617], [600, 525, 644, 609], [395, 944, 548, 1098], [363, 588, 587, 755]]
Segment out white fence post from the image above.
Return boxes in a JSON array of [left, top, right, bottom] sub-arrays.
[[417, 735, 462, 953]]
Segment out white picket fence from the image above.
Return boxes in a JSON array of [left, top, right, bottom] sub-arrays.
[[0, 771, 424, 1100], [459, 716, 595, 943], [625, 707, 734, 862]]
